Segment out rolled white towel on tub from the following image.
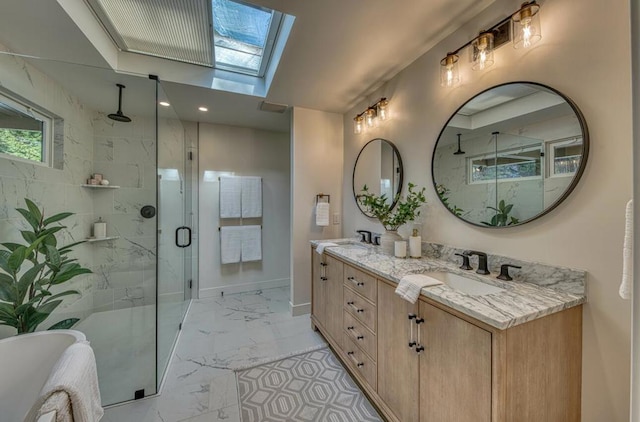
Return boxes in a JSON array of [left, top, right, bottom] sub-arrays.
[[27, 341, 103, 422], [396, 274, 443, 303]]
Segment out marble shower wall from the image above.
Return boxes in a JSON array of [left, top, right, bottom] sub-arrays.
[[0, 51, 96, 336], [91, 113, 158, 312]]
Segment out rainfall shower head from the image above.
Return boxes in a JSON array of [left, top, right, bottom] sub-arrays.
[[108, 84, 132, 123]]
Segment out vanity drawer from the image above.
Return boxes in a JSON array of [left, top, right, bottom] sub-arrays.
[[344, 265, 377, 303], [344, 287, 377, 333], [343, 311, 377, 361], [343, 332, 377, 391]]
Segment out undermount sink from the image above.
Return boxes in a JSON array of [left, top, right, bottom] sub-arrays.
[[338, 242, 370, 251], [423, 271, 506, 296]]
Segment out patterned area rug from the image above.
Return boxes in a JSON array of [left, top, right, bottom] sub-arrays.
[[236, 348, 382, 422]]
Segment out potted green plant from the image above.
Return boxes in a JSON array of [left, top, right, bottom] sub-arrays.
[[481, 199, 520, 227], [358, 183, 426, 253], [0, 199, 91, 334]]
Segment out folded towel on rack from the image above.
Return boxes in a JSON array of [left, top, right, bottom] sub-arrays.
[[220, 226, 242, 264], [316, 242, 339, 255], [27, 341, 103, 422], [316, 202, 330, 226], [620, 199, 633, 299], [395, 274, 443, 303], [242, 225, 262, 262], [242, 177, 262, 218], [220, 176, 241, 218]]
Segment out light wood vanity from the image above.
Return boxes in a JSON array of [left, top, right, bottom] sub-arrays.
[[311, 248, 583, 422]]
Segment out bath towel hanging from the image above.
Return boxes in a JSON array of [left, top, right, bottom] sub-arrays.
[[219, 176, 242, 218], [220, 226, 242, 264], [241, 176, 262, 218], [241, 225, 262, 262], [620, 199, 633, 299]]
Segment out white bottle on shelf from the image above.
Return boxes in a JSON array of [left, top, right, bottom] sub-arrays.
[[94, 217, 107, 239]]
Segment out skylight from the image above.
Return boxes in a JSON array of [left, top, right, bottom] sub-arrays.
[[87, 0, 284, 77]]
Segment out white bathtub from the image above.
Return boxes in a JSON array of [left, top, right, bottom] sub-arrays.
[[0, 330, 86, 422]]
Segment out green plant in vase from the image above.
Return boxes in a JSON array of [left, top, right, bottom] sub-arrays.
[[481, 199, 520, 227], [0, 199, 91, 334], [358, 183, 426, 253]]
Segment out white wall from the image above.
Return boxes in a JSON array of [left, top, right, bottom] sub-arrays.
[[291, 107, 343, 315], [198, 123, 291, 297], [342, 0, 632, 419]]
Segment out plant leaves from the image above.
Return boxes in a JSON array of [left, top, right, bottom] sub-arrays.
[[16, 208, 39, 232], [1, 243, 23, 252], [58, 240, 85, 252], [24, 300, 62, 332], [48, 318, 79, 330], [0, 250, 11, 274], [16, 263, 45, 304], [20, 230, 37, 244], [7, 247, 26, 273], [0, 273, 17, 303], [24, 198, 43, 224], [50, 265, 92, 285], [43, 212, 73, 227], [45, 244, 61, 268], [43, 290, 79, 303]]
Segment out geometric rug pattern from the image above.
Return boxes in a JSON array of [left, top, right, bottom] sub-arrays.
[[237, 348, 382, 422]]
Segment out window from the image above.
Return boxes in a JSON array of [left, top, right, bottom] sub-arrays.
[[548, 137, 583, 177], [469, 145, 542, 184], [0, 93, 52, 165]]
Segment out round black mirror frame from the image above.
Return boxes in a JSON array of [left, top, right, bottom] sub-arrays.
[[353, 138, 404, 218], [431, 81, 590, 228]]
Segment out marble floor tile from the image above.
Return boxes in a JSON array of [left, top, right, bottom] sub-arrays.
[[104, 287, 327, 422]]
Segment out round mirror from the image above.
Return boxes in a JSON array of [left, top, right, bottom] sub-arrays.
[[353, 138, 403, 217], [432, 82, 589, 227]]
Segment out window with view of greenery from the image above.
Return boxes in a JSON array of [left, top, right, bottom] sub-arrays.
[[0, 92, 52, 165]]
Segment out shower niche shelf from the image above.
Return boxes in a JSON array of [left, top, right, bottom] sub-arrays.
[[85, 236, 120, 243], [81, 184, 120, 189]]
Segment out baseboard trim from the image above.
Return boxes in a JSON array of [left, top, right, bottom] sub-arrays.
[[290, 301, 311, 316], [199, 278, 289, 298]]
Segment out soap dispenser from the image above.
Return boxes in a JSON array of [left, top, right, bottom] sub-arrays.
[[409, 228, 422, 258]]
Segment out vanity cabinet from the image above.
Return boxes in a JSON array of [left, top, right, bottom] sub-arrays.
[[311, 252, 344, 346], [311, 249, 582, 422]]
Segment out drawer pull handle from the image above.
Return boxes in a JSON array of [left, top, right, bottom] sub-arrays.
[[320, 262, 327, 267], [348, 276, 365, 287], [347, 326, 364, 340], [357, 335, 364, 340], [347, 351, 364, 368], [347, 301, 364, 313], [320, 277, 328, 281], [415, 344, 425, 354]]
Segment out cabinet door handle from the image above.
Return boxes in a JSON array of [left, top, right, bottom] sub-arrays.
[[408, 314, 416, 348], [415, 317, 425, 353], [320, 263, 327, 267], [347, 301, 364, 313], [347, 325, 364, 340], [347, 351, 364, 368], [320, 277, 328, 281], [348, 276, 365, 287], [415, 344, 425, 354]]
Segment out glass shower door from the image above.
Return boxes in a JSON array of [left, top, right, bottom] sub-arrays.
[[156, 82, 191, 387]]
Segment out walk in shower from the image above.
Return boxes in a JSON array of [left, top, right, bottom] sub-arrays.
[[0, 52, 197, 406]]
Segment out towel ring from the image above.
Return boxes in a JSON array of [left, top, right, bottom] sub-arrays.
[[316, 193, 330, 204]]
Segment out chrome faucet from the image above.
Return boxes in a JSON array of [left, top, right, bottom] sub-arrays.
[[463, 250, 490, 275]]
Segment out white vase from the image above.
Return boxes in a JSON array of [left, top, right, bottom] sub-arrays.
[[380, 230, 402, 255]]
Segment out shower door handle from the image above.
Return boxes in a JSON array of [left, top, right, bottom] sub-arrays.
[[175, 226, 192, 248]]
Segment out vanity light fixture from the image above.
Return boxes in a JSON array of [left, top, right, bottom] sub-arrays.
[[440, 53, 460, 87], [471, 31, 495, 71], [439, 0, 542, 87], [352, 98, 391, 134], [512, 1, 542, 49]]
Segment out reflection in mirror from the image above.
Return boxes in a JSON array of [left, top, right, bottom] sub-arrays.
[[432, 82, 588, 227], [353, 138, 403, 217]]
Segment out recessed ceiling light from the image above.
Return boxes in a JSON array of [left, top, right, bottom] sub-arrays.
[[198, 106, 208, 112], [159, 101, 170, 107]]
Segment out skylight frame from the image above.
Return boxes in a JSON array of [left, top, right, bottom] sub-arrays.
[[211, 0, 284, 77]]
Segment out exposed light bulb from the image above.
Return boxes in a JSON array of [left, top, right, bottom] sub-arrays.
[[512, 1, 541, 49], [472, 32, 494, 71], [353, 115, 364, 134], [377, 99, 389, 121], [365, 108, 376, 129], [440, 53, 460, 87]]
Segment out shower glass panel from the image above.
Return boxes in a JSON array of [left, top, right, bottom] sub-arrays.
[[156, 82, 191, 385], [0, 52, 193, 406]]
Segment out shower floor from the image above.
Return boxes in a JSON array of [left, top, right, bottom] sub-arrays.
[[102, 286, 327, 422], [76, 300, 185, 406]]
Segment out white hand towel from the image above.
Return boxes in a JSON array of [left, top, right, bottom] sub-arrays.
[[241, 176, 262, 218], [219, 176, 241, 218], [27, 341, 103, 422], [316, 242, 339, 254], [241, 225, 262, 262], [395, 274, 443, 303], [316, 202, 330, 227], [620, 199, 633, 299], [220, 226, 242, 264]]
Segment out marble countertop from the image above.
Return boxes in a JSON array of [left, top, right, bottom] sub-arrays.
[[311, 239, 586, 330]]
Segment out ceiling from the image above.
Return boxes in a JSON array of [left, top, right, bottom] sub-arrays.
[[0, 0, 495, 132]]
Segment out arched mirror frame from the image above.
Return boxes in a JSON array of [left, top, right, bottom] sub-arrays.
[[431, 81, 590, 228], [353, 138, 404, 218]]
